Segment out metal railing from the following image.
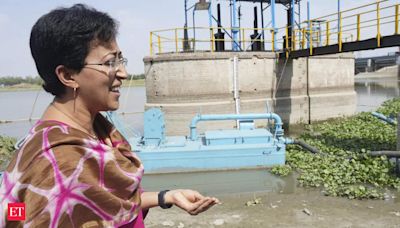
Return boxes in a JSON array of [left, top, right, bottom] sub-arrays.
[[150, 0, 399, 56], [282, 0, 398, 56], [150, 27, 276, 55]]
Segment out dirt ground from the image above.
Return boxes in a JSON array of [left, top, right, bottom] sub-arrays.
[[145, 189, 400, 228]]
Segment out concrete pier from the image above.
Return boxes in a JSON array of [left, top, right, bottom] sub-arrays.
[[144, 52, 356, 135]]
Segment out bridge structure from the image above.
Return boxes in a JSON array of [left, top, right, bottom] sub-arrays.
[[355, 53, 399, 73], [283, 0, 400, 58], [150, 0, 400, 58]]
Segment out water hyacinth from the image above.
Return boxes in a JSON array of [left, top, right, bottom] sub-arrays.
[[0, 135, 17, 171], [281, 98, 400, 199], [271, 164, 292, 176]]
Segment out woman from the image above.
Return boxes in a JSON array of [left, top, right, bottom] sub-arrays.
[[0, 4, 218, 227]]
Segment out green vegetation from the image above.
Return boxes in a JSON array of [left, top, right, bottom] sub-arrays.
[[0, 74, 145, 86], [271, 164, 292, 176], [122, 78, 145, 87], [125, 74, 145, 86], [0, 76, 43, 86], [0, 135, 17, 171], [128, 74, 145, 80], [275, 98, 400, 199], [0, 74, 145, 92]]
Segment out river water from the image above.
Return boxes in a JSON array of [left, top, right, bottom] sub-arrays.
[[0, 76, 399, 139], [355, 76, 400, 112], [0, 76, 399, 199], [0, 87, 146, 139]]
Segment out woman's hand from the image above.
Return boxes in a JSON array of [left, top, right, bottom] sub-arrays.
[[164, 189, 220, 215]]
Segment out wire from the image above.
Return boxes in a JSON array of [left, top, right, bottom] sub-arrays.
[[122, 62, 153, 112], [28, 89, 41, 121], [273, 52, 291, 101]]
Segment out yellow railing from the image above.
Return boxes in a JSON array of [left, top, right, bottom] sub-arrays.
[[281, 0, 398, 56], [150, 27, 276, 55], [150, 0, 399, 56]]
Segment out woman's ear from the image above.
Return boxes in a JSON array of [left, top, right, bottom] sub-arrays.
[[55, 65, 79, 89]]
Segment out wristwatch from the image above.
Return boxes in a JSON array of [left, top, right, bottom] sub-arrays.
[[158, 190, 173, 209]]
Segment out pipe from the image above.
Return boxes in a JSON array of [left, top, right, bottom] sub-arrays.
[[337, 0, 341, 34], [238, 6, 242, 46], [298, 0, 301, 35], [271, 0, 276, 51], [193, 8, 196, 51], [287, 6, 292, 50], [215, 3, 225, 52], [291, 0, 295, 36], [307, 0, 310, 48], [217, 3, 222, 32], [260, 1, 265, 41], [232, 0, 240, 51], [372, 112, 397, 125], [208, 1, 212, 28], [184, 0, 188, 28], [293, 139, 320, 154], [189, 113, 284, 140], [254, 6, 258, 34], [183, 0, 190, 51], [370, 151, 400, 176], [233, 55, 240, 127], [282, 137, 320, 154]]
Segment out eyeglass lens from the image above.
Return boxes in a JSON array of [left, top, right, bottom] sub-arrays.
[[109, 58, 127, 72]]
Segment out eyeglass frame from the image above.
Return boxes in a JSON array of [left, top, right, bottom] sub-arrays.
[[84, 57, 128, 73]]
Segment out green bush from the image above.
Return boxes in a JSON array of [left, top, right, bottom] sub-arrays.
[[286, 98, 400, 199]]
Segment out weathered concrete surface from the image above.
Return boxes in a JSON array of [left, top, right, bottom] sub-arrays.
[[357, 65, 400, 78], [144, 52, 356, 135], [307, 54, 357, 121]]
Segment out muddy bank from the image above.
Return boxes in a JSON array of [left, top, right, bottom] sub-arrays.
[[145, 189, 400, 228], [142, 168, 399, 227]]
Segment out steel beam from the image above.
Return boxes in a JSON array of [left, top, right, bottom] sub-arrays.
[[280, 35, 400, 58]]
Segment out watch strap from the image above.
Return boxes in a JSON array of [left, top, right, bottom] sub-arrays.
[[158, 190, 173, 209]]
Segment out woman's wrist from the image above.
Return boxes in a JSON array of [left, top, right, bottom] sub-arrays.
[[163, 190, 174, 204], [158, 190, 173, 209]]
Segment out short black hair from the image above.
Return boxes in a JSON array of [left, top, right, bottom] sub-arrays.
[[30, 4, 118, 96]]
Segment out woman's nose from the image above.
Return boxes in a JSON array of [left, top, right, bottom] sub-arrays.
[[116, 65, 128, 79]]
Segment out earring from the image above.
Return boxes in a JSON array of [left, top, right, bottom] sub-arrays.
[[73, 87, 77, 113]]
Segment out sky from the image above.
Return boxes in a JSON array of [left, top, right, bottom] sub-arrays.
[[0, 0, 399, 77]]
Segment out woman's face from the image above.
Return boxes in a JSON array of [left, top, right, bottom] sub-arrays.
[[74, 40, 127, 113]]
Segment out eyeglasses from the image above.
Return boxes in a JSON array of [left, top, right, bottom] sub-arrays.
[[84, 57, 128, 73]]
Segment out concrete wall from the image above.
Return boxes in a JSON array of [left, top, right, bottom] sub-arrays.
[[307, 53, 357, 120], [143, 52, 356, 135]]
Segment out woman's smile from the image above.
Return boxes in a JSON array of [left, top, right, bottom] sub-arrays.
[[110, 84, 121, 95]]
